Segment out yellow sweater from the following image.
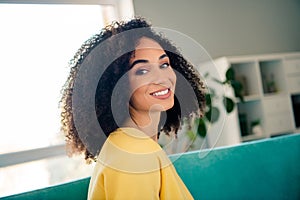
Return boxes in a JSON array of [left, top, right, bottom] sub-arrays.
[[88, 127, 194, 200]]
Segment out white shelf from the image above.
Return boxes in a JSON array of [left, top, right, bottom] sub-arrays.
[[242, 134, 267, 142], [235, 94, 261, 103], [209, 52, 300, 144]]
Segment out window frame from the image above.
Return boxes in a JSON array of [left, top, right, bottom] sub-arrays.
[[0, 0, 134, 23], [0, 0, 134, 168]]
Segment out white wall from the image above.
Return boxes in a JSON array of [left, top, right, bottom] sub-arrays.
[[133, 0, 300, 58]]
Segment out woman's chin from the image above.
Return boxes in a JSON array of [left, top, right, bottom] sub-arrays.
[[150, 102, 174, 112]]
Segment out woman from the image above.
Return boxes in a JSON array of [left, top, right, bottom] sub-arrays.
[[60, 18, 205, 199]]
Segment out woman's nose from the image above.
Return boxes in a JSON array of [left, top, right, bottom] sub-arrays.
[[152, 65, 170, 85]]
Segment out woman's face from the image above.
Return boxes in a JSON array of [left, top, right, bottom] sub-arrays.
[[128, 37, 177, 112]]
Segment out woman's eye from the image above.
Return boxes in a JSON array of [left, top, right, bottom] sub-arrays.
[[135, 69, 149, 75], [160, 62, 170, 69]]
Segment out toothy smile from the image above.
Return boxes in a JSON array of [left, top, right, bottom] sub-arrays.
[[150, 89, 170, 96]]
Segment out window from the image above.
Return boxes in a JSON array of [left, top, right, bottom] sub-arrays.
[[0, 1, 133, 197], [0, 4, 106, 153]]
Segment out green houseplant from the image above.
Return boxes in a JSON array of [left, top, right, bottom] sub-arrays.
[[198, 67, 244, 136], [184, 67, 245, 144], [159, 67, 245, 153]]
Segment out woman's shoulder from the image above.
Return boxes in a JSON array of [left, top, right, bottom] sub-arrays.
[[107, 127, 161, 153], [96, 127, 172, 173]]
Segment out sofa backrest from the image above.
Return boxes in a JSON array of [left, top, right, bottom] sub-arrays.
[[1, 178, 90, 200], [2, 133, 300, 200], [172, 133, 300, 200]]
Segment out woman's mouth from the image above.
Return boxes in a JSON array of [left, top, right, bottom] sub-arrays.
[[150, 88, 171, 99]]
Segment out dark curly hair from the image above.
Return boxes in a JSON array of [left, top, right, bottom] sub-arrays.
[[60, 18, 206, 163]]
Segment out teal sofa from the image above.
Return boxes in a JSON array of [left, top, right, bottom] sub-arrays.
[[2, 133, 300, 200]]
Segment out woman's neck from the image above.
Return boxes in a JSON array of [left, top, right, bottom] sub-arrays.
[[123, 107, 160, 142]]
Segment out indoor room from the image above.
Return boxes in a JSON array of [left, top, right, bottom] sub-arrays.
[[0, 0, 299, 199]]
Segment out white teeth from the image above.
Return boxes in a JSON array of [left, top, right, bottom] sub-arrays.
[[152, 89, 169, 96]]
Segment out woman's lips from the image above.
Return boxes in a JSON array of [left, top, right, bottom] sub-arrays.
[[150, 88, 171, 99]]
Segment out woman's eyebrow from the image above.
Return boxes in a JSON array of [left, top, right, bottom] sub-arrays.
[[159, 54, 168, 60], [130, 54, 169, 68], [130, 59, 148, 68]]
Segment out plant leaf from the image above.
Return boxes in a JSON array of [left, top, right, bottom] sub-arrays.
[[204, 72, 210, 78], [205, 106, 220, 123], [231, 80, 244, 102], [205, 93, 212, 107], [223, 96, 235, 113], [205, 108, 211, 121], [186, 130, 196, 140], [226, 67, 235, 81], [197, 118, 207, 137]]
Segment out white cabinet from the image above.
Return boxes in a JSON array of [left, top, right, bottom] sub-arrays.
[[262, 95, 295, 136], [205, 52, 300, 143], [284, 58, 300, 93]]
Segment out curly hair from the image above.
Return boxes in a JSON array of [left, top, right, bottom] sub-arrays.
[[60, 17, 206, 163]]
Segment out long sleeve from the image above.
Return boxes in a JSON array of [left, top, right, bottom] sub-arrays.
[[88, 162, 161, 200], [87, 128, 194, 200], [159, 164, 194, 200]]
